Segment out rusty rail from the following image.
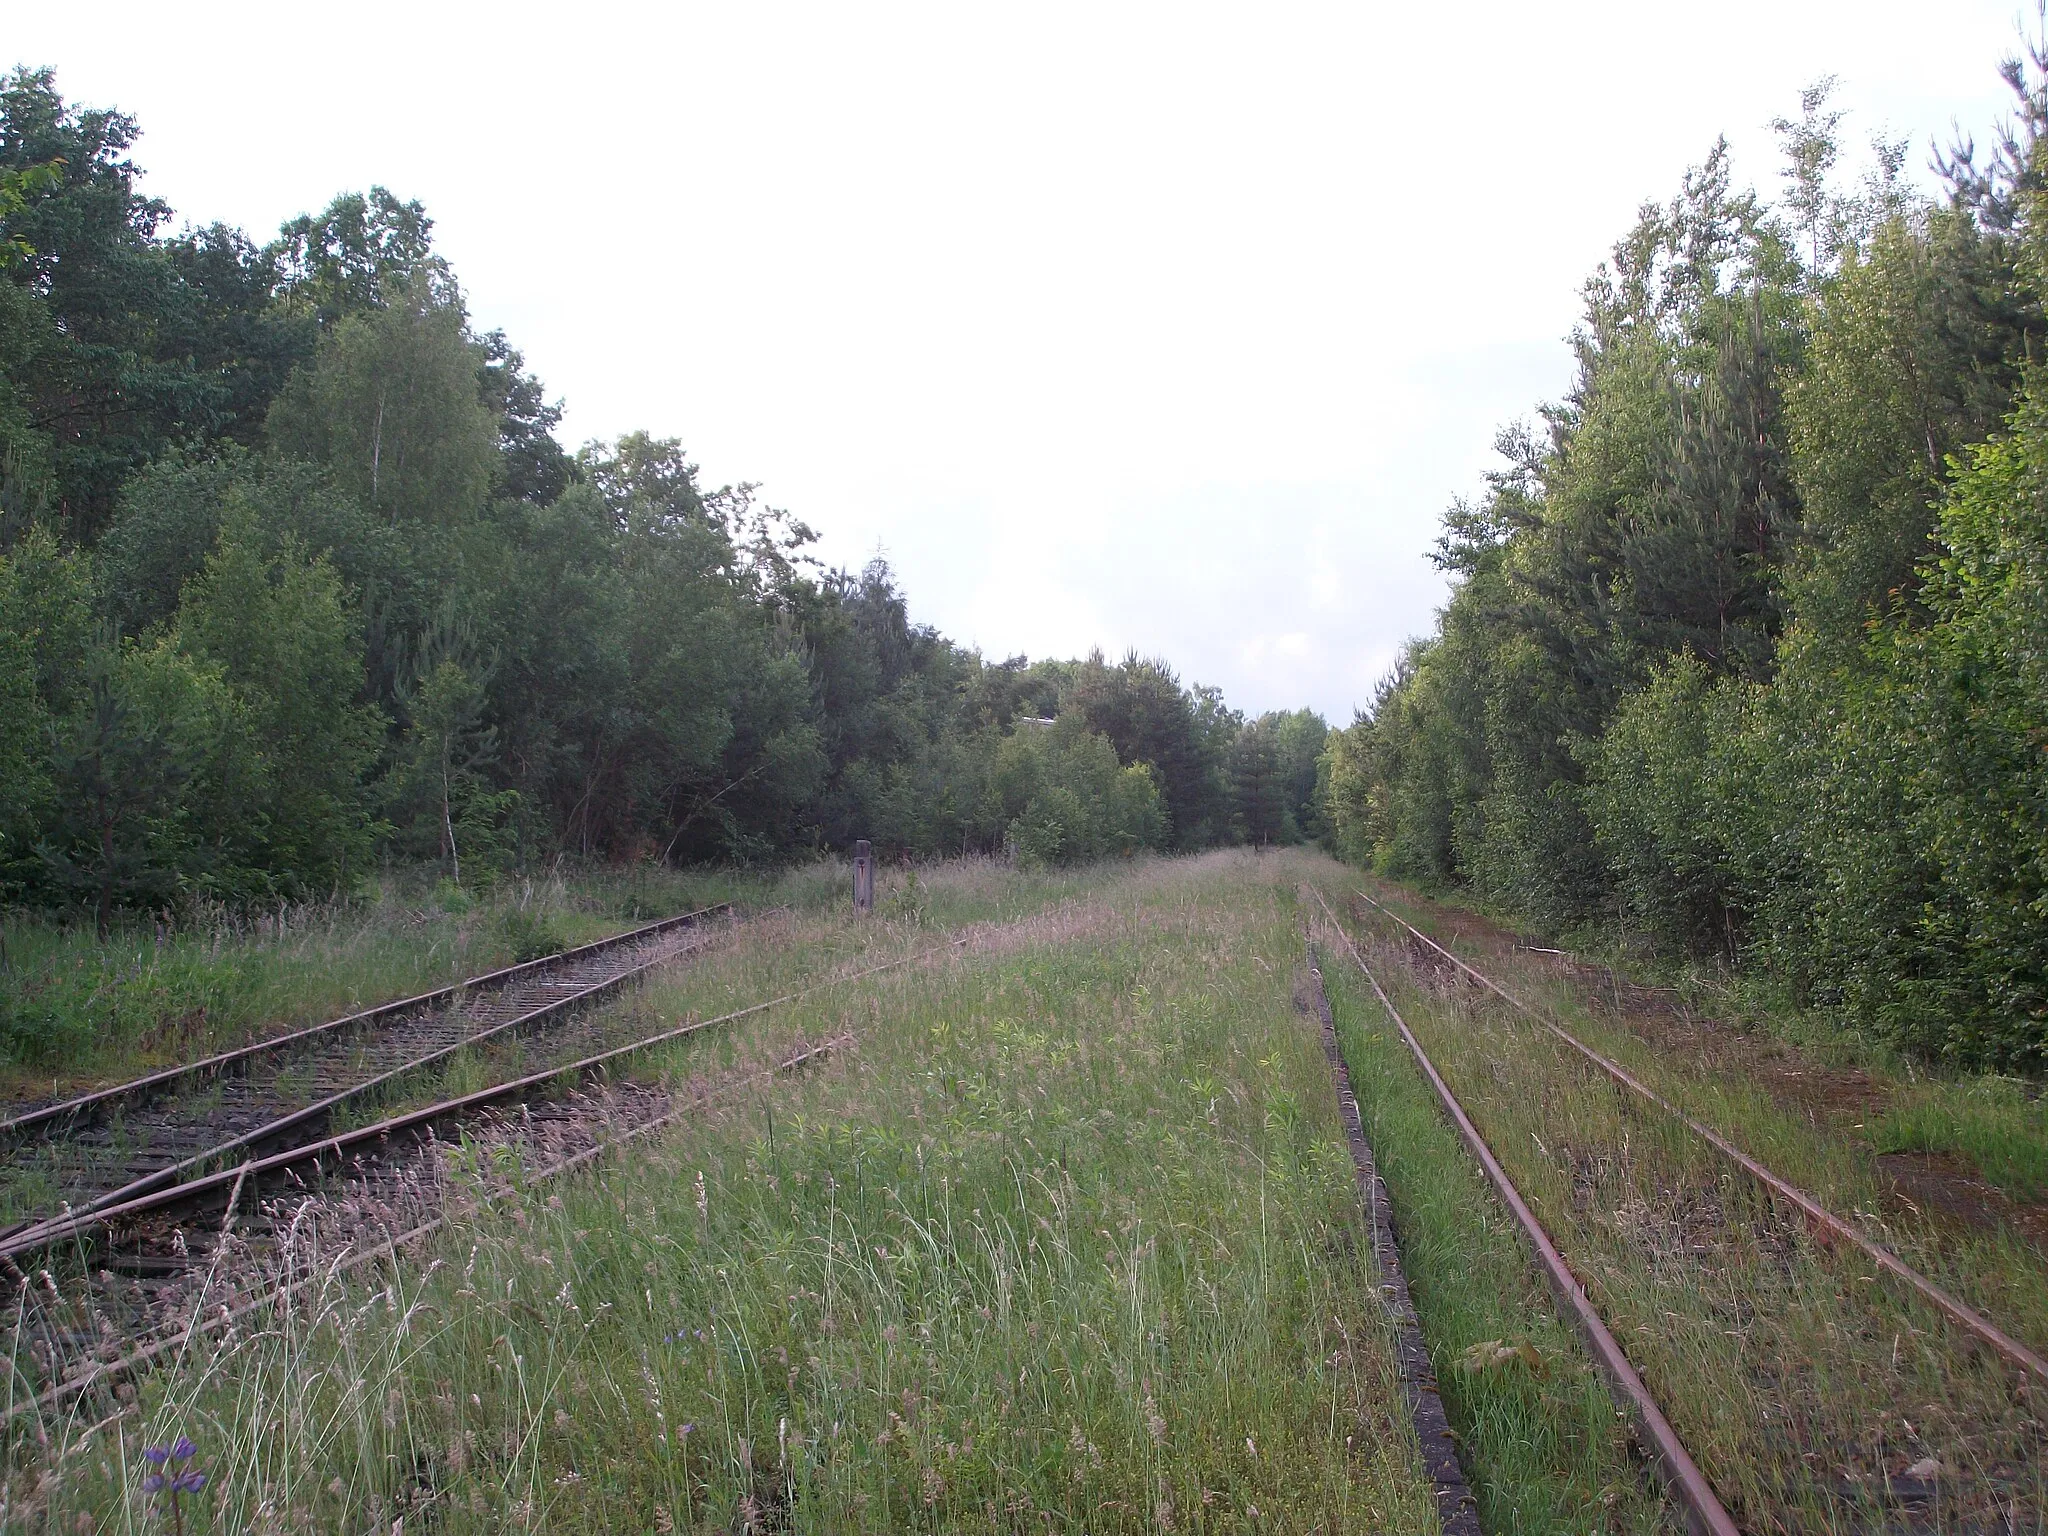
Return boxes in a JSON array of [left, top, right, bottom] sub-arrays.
[[0, 904, 731, 1148], [11, 936, 967, 1418], [1301, 931, 1481, 1536], [0, 905, 732, 1251], [1352, 885, 2048, 1391], [5, 937, 964, 1267], [1307, 886, 1740, 1536]]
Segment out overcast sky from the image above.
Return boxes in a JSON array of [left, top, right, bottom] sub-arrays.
[[9, 2, 2032, 720]]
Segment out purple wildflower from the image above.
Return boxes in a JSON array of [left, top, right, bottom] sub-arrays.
[[138, 1434, 207, 1536]]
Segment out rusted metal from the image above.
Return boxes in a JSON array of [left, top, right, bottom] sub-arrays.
[[24, 1032, 858, 1419], [1308, 886, 1741, 1536], [1301, 932, 1480, 1536], [10, 936, 967, 1419], [1353, 886, 2048, 1392], [0, 906, 730, 1242], [5, 937, 963, 1266], [0, 904, 730, 1145]]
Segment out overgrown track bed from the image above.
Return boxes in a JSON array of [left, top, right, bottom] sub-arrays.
[[1299, 930, 1482, 1536], [3, 940, 959, 1423], [1354, 887, 2048, 1392], [1323, 884, 2048, 1532], [0, 905, 731, 1248], [1309, 889, 1735, 1536]]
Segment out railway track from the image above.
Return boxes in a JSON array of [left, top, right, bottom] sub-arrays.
[[1, 934, 965, 1424], [1313, 882, 2048, 1532], [1299, 928, 1481, 1536], [1308, 886, 1738, 1536], [0, 903, 730, 1261], [1350, 885, 2048, 1390]]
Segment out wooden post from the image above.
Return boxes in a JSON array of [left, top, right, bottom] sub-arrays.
[[852, 839, 874, 912]]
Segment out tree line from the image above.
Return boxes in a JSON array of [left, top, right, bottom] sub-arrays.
[[1324, 59, 2048, 1068], [0, 67, 1328, 937]]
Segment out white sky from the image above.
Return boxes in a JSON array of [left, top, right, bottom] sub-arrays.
[[9, 1, 2032, 720]]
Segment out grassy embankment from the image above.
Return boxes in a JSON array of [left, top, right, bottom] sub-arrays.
[[10, 852, 1490, 1534], [1325, 880, 2048, 1531]]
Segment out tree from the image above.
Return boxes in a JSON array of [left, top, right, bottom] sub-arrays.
[[268, 187, 448, 329], [0, 69, 289, 536], [1063, 652, 1232, 849], [173, 525, 384, 894], [988, 716, 1164, 866], [33, 641, 228, 936], [0, 527, 91, 890], [267, 279, 497, 526], [1228, 717, 1285, 846], [395, 655, 515, 885]]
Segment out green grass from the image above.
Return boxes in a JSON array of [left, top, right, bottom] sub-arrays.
[[1869, 1077, 2048, 1203], [0, 861, 803, 1083], [1396, 877, 2048, 1210], [10, 851, 1453, 1534]]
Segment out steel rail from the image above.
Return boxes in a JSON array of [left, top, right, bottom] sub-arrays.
[[0, 925, 718, 1252], [0, 906, 730, 1246], [1353, 885, 2048, 1390], [18, 1029, 858, 1420], [0, 903, 731, 1146], [3, 938, 966, 1267], [15, 932, 968, 1420], [1308, 886, 1741, 1536]]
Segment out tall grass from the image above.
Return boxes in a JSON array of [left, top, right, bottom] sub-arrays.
[[7, 851, 1448, 1533], [1870, 1078, 2048, 1204]]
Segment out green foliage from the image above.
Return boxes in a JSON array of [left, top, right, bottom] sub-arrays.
[[173, 525, 385, 896], [1064, 651, 1235, 848], [392, 656, 518, 884], [1229, 714, 1286, 845], [1580, 654, 1747, 958], [1879, 425, 2048, 1058], [35, 644, 199, 936], [268, 186, 446, 328], [1, 67, 305, 536], [0, 529, 92, 883], [266, 280, 497, 526], [0, 68, 1296, 953], [1869, 1076, 2048, 1201], [1328, 63, 2048, 1066], [988, 717, 1165, 866], [1232, 709, 1334, 847], [496, 901, 567, 964]]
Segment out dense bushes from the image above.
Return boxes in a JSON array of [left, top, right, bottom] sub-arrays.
[[986, 718, 1166, 866], [1326, 66, 2048, 1067]]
